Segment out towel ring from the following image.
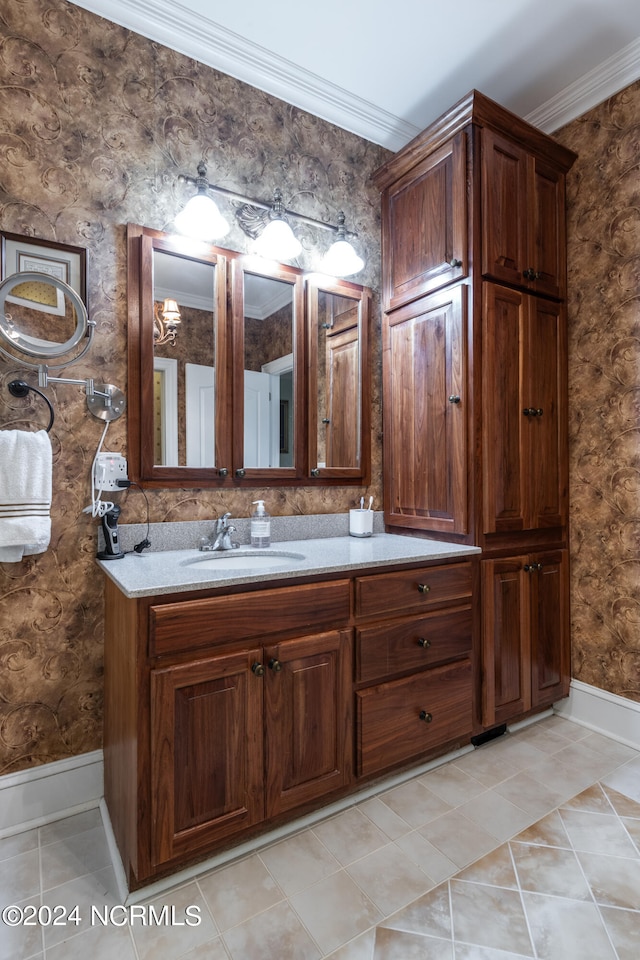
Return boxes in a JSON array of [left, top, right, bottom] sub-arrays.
[[8, 379, 54, 433]]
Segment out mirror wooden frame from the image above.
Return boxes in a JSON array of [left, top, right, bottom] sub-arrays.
[[127, 223, 370, 488]]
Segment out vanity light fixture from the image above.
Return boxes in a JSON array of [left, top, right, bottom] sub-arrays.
[[176, 163, 365, 276], [175, 163, 230, 241], [153, 298, 181, 347]]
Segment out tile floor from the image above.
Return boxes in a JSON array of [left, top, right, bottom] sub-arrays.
[[2, 714, 639, 959]]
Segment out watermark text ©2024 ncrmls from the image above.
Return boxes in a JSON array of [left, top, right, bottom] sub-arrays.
[[1, 903, 202, 927]]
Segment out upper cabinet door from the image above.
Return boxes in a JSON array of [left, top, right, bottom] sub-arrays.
[[383, 284, 468, 535], [306, 276, 371, 483], [481, 129, 565, 300], [382, 134, 467, 312]]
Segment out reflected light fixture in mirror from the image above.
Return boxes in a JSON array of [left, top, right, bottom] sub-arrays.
[[153, 298, 181, 346], [320, 212, 364, 277]]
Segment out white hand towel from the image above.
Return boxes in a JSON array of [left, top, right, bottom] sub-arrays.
[[0, 429, 52, 562]]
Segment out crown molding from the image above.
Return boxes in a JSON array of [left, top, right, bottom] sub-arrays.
[[67, 0, 420, 150], [525, 36, 640, 133]]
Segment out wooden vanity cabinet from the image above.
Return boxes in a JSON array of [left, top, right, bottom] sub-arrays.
[[104, 555, 477, 888], [373, 90, 576, 732]]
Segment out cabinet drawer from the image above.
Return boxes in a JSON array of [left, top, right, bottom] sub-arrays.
[[356, 659, 472, 777], [355, 562, 472, 619], [150, 579, 351, 657], [356, 605, 472, 683]]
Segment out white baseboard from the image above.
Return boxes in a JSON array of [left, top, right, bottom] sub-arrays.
[[0, 750, 103, 837], [554, 679, 640, 750]]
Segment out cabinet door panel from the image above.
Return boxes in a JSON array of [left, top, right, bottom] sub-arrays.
[[531, 551, 570, 707], [384, 286, 467, 534], [357, 659, 472, 777], [527, 298, 567, 529], [384, 135, 467, 311], [482, 558, 531, 727], [151, 649, 264, 865], [481, 130, 528, 287], [265, 629, 352, 817], [482, 283, 527, 533], [529, 156, 565, 300]]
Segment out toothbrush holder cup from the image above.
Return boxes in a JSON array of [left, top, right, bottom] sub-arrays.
[[349, 509, 373, 538]]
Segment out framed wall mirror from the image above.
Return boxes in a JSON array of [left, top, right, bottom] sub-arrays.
[[127, 224, 370, 488]]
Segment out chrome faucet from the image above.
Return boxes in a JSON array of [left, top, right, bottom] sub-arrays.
[[199, 512, 239, 551]]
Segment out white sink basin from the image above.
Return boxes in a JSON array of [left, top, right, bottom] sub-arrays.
[[183, 549, 306, 571]]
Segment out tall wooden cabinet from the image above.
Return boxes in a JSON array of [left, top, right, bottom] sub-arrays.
[[373, 90, 576, 731]]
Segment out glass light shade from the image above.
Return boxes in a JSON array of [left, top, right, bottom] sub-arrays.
[[162, 299, 181, 323], [174, 193, 230, 241], [320, 238, 365, 277], [253, 217, 302, 261]]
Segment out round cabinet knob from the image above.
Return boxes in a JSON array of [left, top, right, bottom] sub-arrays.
[[417, 583, 430, 595], [218, 467, 228, 477], [322, 418, 331, 424], [310, 468, 320, 477], [235, 468, 246, 478], [268, 658, 282, 672], [417, 637, 431, 648], [448, 395, 461, 404], [449, 258, 463, 268], [419, 710, 433, 723], [251, 662, 265, 677]]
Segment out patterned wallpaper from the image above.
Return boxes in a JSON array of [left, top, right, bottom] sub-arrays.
[[556, 81, 640, 703], [0, 0, 387, 773]]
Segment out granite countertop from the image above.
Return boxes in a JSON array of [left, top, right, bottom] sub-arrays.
[[97, 533, 481, 599]]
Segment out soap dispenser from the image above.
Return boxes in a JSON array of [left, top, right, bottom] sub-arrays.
[[250, 500, 271, 548]]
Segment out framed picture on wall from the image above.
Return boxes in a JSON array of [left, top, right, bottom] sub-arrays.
[[1, 231, 87, 315]]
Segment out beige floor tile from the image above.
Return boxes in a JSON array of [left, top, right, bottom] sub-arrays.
[[259, 829, 340, 896], [373, 927, 453, 958], [0, 848, 40, 904], [599, 905, 640, 960], [289, 870, 382, 956], [41, 866, 120, 948], [457, 789, 533, 842], [44, 922, 137, 960], [512, 810, 571, 849], [0, 894, 43, 960], [455, 843, 518, 888], [621, 816, 640, 852], [450, 880, 533, 955], [40, 825, 111, 890], [393, 831, 457, 883], [0, 828, 39, 862], [131, 882, 218, 960], [576, 850, 640, 910], [523, 753, 595, 800], [556, 741, 630, 781], [560, 783, 614, 814], [222, 899, 321, 960], [476, 734, 550, 771], [451, 748, 519, 787], [346, 843, 434, 916], [516, 725, 572, 754], [577, 732, 639, 765], [176, 938, 231, 959], [197, 854, 284, 933], [312, 808, 390, 866], [357, 797, 413, 840], [510, 842, 592, 900], [521, 892, 617, 960], [454, 946, 535, 959], [324, 928, 376, 959], [602, 756, 640, 803], [419, 810, 500, 868], [38, 809, 103, 846], [559, 808, 639, 858], [419, 764, 486, 807], [493, 771, 567, 818], [601, 783, 640, 818], [377, 780, 452, 829], [378, 881, 452, 940], [535, 715, 591, 742]]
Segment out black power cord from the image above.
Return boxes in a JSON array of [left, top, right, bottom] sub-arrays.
[[116, 479, 151, 553]]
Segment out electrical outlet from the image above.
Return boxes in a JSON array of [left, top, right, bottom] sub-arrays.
[[95, 453, 128, 491]]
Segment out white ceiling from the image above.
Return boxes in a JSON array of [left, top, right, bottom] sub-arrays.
[[71, 0, 640, 150]]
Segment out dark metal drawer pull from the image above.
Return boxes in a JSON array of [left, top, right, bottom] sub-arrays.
[[417, 637, 431, 648], [419, 710, 433, 723], [417, 583, 430, 595]]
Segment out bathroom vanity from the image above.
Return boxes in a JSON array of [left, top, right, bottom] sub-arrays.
[[101, 535, 480, 889]]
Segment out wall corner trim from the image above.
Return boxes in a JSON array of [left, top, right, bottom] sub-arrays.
[[0, 750, 104, 837], [554, 680, 640, 750]]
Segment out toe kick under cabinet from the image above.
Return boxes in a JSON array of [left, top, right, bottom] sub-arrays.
[[103, 556, 476, 889]]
